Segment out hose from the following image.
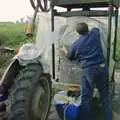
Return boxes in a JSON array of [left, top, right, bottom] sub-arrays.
[[30, 0, 50, 12]]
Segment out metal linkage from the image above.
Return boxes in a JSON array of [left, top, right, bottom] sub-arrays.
[[52, 0, 119, 8], [54, 10, 116, 17], [107, 5, 114, 68], [51, 1, 55, 79], [113, 6, 119, 61]]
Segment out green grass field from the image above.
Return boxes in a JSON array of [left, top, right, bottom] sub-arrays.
[[0, 22, 35, 49]]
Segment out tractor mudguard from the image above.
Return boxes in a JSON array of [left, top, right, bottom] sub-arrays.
[[14, 43, 41, 66], [14, 43, 50, 73], [0, 59, 21, 92]]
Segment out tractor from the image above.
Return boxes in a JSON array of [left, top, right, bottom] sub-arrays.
[[0, 0, 119, 120]]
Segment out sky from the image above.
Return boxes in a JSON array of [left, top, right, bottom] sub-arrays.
[[0, 0, 34, 22], [0, 0, 119, 22]]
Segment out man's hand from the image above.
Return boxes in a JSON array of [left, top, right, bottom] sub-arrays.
[[59, 45, 68, 56], [88, 24, 93, 30], [62, 45, 68, 55]]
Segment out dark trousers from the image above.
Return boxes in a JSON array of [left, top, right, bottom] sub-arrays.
[[81, 64, 112, 120]]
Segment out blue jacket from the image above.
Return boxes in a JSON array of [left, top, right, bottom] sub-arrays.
[[67, 28, 105, 68]]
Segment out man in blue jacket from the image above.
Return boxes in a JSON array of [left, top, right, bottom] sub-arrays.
[[61, 23, 112, 120]]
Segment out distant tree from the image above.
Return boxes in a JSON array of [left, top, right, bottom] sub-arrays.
[[16, 21, 19, 23]]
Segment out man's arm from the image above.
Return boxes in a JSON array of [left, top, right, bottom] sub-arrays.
[[67, 45, 76, 60], [60, 43, 77, 60], [62, 45, 68, 55]]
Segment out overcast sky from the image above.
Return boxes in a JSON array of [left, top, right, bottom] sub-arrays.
[[0, 0, 119, 22], [0, 0, 34, 22]]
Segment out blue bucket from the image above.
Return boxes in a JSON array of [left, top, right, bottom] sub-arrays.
[[54, 91, 81, 120]]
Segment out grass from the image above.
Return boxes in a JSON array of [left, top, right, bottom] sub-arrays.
[[0, 22, 35, 49]]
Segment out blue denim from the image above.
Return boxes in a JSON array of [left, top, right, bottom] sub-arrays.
[[81, 64, 112, 120]]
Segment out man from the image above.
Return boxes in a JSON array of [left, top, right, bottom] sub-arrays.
[[61, 23, 112, 120]]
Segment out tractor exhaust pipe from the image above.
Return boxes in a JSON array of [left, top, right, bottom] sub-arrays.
[[25, 4, 39, 37]]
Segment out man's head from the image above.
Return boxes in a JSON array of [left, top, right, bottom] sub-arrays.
[[76, 23, 89, 35]]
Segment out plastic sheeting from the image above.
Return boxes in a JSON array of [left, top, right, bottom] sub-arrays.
[[35, 13, 115, 84]]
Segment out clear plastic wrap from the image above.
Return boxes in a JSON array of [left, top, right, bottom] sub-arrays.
[[35, 13, 115, 84]]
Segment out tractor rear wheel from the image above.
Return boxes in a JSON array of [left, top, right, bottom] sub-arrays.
[[8, 63, 52, 120]]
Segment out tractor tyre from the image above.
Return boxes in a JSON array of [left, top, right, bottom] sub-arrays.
[[8, 63, 52, 120]]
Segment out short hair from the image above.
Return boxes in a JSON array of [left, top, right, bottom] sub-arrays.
[[76, 23, 89, 35]]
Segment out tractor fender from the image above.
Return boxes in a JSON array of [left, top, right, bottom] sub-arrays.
[[0, 59, 21, 92], [14, 43, 41, 66], [14, 43, 50, 73]]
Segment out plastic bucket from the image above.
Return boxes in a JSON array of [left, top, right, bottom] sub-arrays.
[[54, 91, 81, 120]]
